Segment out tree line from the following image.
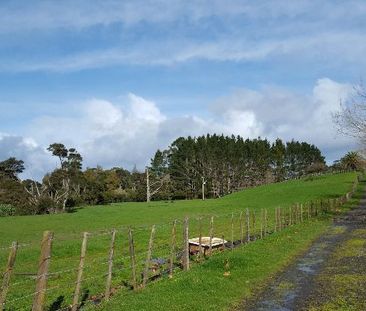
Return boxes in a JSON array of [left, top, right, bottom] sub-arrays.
[[149, 135, 326, 200], [0, 134, 356, 216]]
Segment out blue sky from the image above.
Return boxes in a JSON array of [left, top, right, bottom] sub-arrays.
[[0, 0, 365, 179]]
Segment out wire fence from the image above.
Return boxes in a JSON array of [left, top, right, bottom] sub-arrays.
[[0, 177, 359, 311]]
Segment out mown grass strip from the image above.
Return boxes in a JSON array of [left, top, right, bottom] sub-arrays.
[[92, 219, 331, 311]]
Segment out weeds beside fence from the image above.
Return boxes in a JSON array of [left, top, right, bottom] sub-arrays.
[[0, 177, 360, 311]]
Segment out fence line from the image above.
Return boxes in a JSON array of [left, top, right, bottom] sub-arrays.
[[0, 177, 359, 310]]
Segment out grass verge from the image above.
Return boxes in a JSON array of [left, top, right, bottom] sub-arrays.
[[92, 219, 331, 311]]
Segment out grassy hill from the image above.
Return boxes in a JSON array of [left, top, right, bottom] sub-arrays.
[[0, 172, 357, 310], [0, 172, 356, 245]]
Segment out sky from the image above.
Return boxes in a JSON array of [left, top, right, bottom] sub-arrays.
[[0, 0, 365, 180]]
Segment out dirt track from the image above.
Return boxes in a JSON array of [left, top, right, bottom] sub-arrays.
[[240, 190, 366, 311]]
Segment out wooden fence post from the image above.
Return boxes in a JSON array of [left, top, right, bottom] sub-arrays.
[[32, 231, 53, 311], [0, 241, 18, 311], [280, 207, 283, 230], [183, 217, 190, 271], [280, 207, 282, 229], [209, 216, 214, 255], [105, 229, 117, 299], [198, 217, 203, 258], [289, 206, 292, 226], [252, 211, 256, 241], [231, 213, 234, 250], [128, 228, 137, 290], [315, 201, 318, 217], [295, 204, 298, 223], [300, 204, 303, 222], [105, 230, 116, 298], [246, 209, 250, 242], [71, 232, 88, 311], [278, 207, 281, 230], [274, 208, 278, 233], [169, 220, 177, 278], [240, 211, 244, 244], [260, 209, 264, 239], [310, 201, 314, 217], [264, 209, 268, 237], [142, 225, 155, 288]]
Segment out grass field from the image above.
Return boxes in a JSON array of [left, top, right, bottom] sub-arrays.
[[0, 172, 357, 310]]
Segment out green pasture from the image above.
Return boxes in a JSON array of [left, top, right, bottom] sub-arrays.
[[0, 172, 357, 310]]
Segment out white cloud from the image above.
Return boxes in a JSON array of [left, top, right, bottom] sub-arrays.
[[3, 32, 366, 73], [212, 78, 356, 158], [1, 78, 358, 180], [128, 93, 166, 123], [221, 110, 263, 138], [0, 1, 315, 33], [85, 99, 123, 131], [1, 1, 366, 33]]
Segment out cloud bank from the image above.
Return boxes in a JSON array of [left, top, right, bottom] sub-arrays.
[[0, 78, 356, 180]]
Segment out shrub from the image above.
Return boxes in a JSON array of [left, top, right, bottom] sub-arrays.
[[0, 204, 15, 217]]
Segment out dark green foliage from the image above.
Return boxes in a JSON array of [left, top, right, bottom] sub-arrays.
[[162, 135, 325, 199], [0, 204, 15, 217], [271, 138, 286, 181], [43, 143, 84, 211], [47, 143, 68, 169], [0, 161, 31, 215], [339, 151, 366, 171], [284, 140, 325, 178], [0, 157, 25, 180]]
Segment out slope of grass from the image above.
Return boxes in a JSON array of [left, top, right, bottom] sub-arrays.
[[0, 172, 357, 310], [0, 172, 355, 245], [89, 175, 364, 311]]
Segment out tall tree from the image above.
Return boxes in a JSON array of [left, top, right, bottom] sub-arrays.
[[45, 143, 83, 211], [0, 157, 25, 180], [271, 139, 286, 181], [146, 150, 170, 202], [47, 143, 68, 169]]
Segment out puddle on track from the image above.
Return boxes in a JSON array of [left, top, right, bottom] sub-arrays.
[[240, 193, 366, 311], [244, 227, 344, 311]]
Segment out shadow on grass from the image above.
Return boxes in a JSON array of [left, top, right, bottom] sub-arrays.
[[48, 296, 64, 311]]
